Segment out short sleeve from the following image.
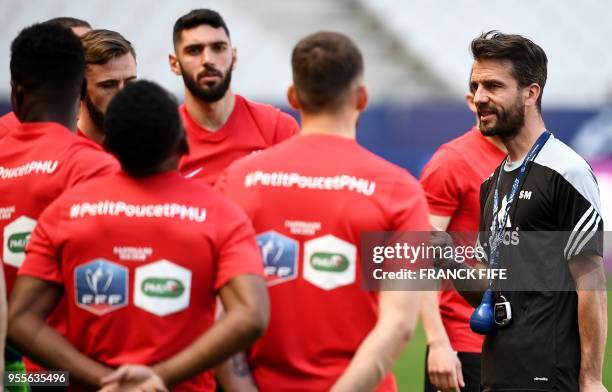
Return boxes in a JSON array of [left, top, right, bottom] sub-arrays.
[[214, 198, 264, 290], [390, 175, 431, 232], [64, 144, 119, 188], [555, 164, 604, 261], [420, 146, 464, 216], [274, 112, 300, 144], [19, 200, 64, 284]]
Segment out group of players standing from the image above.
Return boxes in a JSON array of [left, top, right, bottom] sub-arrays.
[[0, 7, 607, 392]]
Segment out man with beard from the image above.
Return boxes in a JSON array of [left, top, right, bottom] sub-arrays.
[[169, 9, 299, 185], [420, 91, 505, 392], [78, 29, 137, 144], [435, 31, 607, 392], [0, 17, 91, 141]]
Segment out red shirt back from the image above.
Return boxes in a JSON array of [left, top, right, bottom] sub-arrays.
[[19, 171, 264, 392], [218, 134, 430, 392], [178, 95, 299, 185], [0, 122, 118, 293], [420, 127, 505, 353], [0, 111, 19, 140]]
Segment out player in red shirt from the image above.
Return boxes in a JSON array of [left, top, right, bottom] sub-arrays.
[[217, 32, 427, 392], [169, 9, 299, 185], [419, 93, 506, 392], [0, 22, 117, 383], [0, 17, 91, 142], [77, 29, 137, 144], [8, 80, 269, 391]]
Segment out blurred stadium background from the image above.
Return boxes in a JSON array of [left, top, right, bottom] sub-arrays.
[[1, 0, 611, 390]]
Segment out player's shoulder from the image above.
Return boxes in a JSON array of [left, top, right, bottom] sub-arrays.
[[352, 143, 420, 188], [0, 111, 19, 138], [240, 95, 297, 125], [427, 129, 477, 166], [223, 141, 285, 181], [64, 135, 117, 165]]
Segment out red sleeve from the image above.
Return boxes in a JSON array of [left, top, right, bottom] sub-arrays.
[[391, 175, 432, 231], [19, 200, 63, 284], [64, 144, 119, 188], [419, 145, 464, 217], [274, 112, 300, 144], [214, 198, 263, 290]]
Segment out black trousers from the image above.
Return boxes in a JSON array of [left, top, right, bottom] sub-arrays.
[[424, 347, 482, 392]]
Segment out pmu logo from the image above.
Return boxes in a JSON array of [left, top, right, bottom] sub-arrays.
[[256, 231, 298, 286], [310, 252, 349, 272], [8, 232, 30, 253], [142, 278, 185, 298], [75, 259, 128, 315]]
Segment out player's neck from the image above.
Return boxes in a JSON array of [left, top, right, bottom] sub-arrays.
[[503, 115, 546, 162], [299, 111, 357, 139], [18, 102, 78, 132], [185, 89, 235, 132], [77, 111, 104, 144]]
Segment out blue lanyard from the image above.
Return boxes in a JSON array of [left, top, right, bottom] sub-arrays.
[[488, 131, 551, 280]]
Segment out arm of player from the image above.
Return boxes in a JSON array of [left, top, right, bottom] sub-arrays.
[[421, 291, 464, 392], [330, 290, 420, 392], [421, 214, 464, 392], [7, 276, 114, 387], [0, 266, 6, 382], [214, 352, 258, 392], [569, 252, 608, 391], [147, 274, 269, 388]]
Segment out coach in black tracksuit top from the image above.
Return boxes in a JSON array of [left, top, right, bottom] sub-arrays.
[[458, 32, 607, 392]]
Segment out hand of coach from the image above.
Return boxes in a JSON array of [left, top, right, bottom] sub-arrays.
[[569, 252, 608, 392]]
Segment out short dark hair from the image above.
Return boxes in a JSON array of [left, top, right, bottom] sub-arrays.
[[471, 31, 548, 110], [104, 80, 183, 177], [291, 31, 364, 114], [10, 22, 85, 95], [81, 29, 136, 65], [173, 9, 230, 45], [45, 17, 91, 30]]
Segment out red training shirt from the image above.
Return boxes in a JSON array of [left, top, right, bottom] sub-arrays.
[[0, 122, 118, 293], [0, 111, 20, 140], [20, 171, 264, 392], [179, 95, 299, 185], [419, 127, 505, 353], [218, 134, 430, 392]]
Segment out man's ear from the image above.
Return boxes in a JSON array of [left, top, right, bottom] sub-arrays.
[[524, 83, 541, 109], [465, 92, 477, 113], [169, 53, 182, 76], [10, 80, 24, 121], [231, 47, 237, 70], [287, 85, 301, 111], [356, 85, 368, 112]]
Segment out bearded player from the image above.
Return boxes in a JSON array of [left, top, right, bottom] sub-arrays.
[[169, 9, 299, 184]]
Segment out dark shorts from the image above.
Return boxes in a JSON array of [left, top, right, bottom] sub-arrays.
[[424, 347, 481, 392]]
